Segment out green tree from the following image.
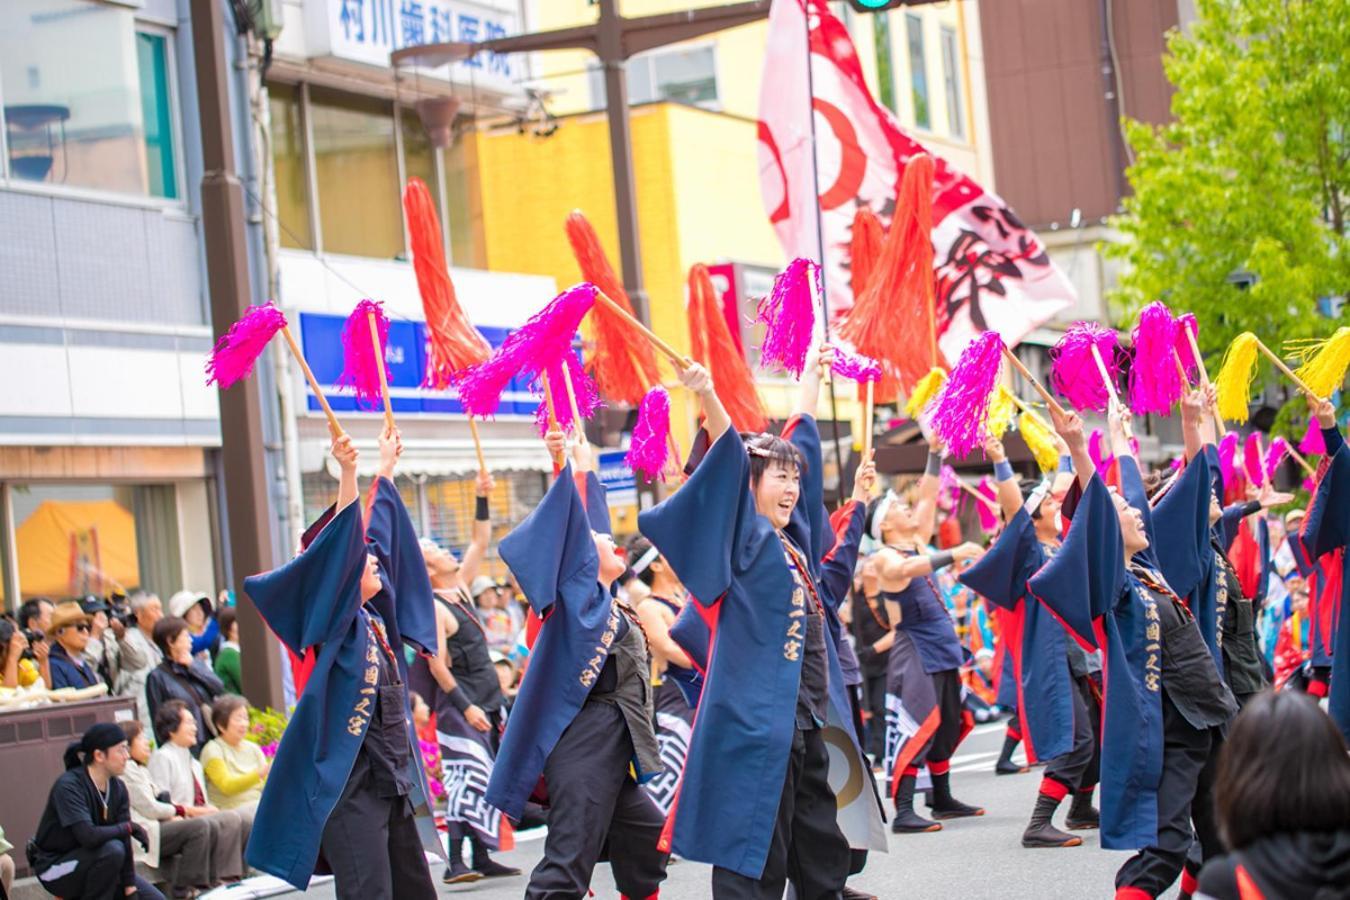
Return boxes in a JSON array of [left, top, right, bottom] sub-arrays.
[[1108, 0, 1350, 388]]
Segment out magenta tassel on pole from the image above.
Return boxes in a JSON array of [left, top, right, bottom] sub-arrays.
[[1175, 313, 1201, 381], [1088, 430, 1114, 473], [831, 347, 883, 383], [205, 302, 288, 389], [756, 258, 819, 377], [975, 478, 998, 531], [626, 386, 673, 482], [1129, 302, 1183, 415], [1218, 431, 1240, 487], [1299, 417, 1327, 455], [1265, 437, 1289, 481], [1243, 432, 1265, 485], [929, 331, 1005, 458], [533, 352, 600, 436], [458, 283, 598, 417], [1051, 322, 1122, 412], [337, 299, 390, 409]]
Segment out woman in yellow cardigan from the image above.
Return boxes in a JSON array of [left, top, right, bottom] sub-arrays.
[[200, 694, 270, 829]]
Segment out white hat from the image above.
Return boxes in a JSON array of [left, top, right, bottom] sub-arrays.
[[168, 590, 211, 619]]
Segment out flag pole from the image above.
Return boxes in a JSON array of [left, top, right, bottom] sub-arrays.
[[801, 0, 848, 504]]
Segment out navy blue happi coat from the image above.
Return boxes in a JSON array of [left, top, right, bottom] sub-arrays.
[[1300, 425, 1350, 741], [244, 478, 438, 889]]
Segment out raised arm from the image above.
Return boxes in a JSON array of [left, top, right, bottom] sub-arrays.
[[681, 362, 731, 444], [913, 436, 944, 546], [794, 343, 832, 420], [334, 434, 359, 512], [1050, 404, 1094, 491], [460, 471, 496, 587], [985, 436, 1023, 522], [1180, 388, 1206, 463]]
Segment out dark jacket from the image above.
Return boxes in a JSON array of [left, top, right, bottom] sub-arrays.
[[1198, 830, 1350, 900], [144, 659, 224, 752]]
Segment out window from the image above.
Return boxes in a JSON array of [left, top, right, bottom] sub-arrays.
[[906, 14, 930, 130], [873, 15, 896, 113], [588, 46, 719, 110], [940, 26, 965, 140], [269, 83, 313, 250], [401, 107, 440, 204], [309, 87, 403, 258], [0, 1, 181, 199]]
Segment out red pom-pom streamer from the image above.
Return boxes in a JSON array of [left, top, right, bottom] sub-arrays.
[[756, 258, 819, 377], [1051, 322, 1122, 412], [404, 178, 490, 388], [205, 302, 288, 389], [565, 212, 661, 405], [626, 386, 673, 482], [687, 264, 768, 432], [1129, 302, 1183, 416], [337, 299, 390, 409], [929, 331, 1004, 458], [849, 207, 885, 301]]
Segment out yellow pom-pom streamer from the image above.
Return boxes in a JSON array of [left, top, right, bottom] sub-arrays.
[[1018, 406, 1061, 473], [986, 385, 1017, 439], [904, 367, 947, 419], [1288, 327, 1350, 400], [1214, 332, 1260, 424]]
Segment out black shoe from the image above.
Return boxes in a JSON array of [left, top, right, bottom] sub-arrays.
[[1021, 792, 1082, 848], [890, 774, 942, 833], [1065, 790, 1100, 830], [995, 759, 1030, 776], [843, 886, 879, 900], [443, 860, 484, 885], [929, 771, 985, 819], [473, 858, 522, 878]]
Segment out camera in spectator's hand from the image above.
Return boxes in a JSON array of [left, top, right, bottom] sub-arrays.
[[20, 628, 44, 660]]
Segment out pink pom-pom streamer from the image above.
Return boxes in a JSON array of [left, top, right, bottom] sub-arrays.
[[1265, 437, 1289, 481], [756, 258, 819, 376], [938, 464, 960, 511], [1243, 432, 1265, 485], [1303, 476, 1317, 493], [1217, 432, 1239, 487], [1050, 322, 1121, 412], [458, 284, 597, 417], [975, 478, 998, 531], [831, 348, 883, 383], [1169, 456, 1184, 471], [533, 351, 601, 436], [1129, 302, 1183, 416], [337, 299, 390, 409], [929, 331, 1005, 458], [626, 386, 672, 482], [1175, 313, 1201, 380], [205, 302, 288, 389], [1089, 430, 1114, 472], [1299, 417, 1326, 455]]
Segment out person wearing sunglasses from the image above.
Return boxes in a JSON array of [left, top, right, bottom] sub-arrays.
[[47, 601, 106, 691]]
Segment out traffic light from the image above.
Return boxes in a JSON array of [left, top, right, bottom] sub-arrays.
[[845, 0, 943, 12]]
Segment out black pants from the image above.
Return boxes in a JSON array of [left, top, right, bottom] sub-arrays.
[[527, 701, 668, 899], [320, 752, 438, 900], [712, 727, 850, 900], [36, 840, 164, 900], [1044, 676, 1100, 791], [862, 672, 887, 761], [1115, 694, 1224, 896], [926, 669, 965, 764], [157, 816, 213, 889]]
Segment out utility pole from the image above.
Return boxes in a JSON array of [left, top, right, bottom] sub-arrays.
[[190, 0, 285, 710], [393, 0, 771, 326]]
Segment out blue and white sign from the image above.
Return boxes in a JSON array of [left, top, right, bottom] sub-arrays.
[[597, 449, 638, 508], [298, 311, 553, 418], [308, 0, 519, 93]]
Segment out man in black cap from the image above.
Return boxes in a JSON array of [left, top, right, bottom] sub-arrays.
[[29, 722, 161, 899]]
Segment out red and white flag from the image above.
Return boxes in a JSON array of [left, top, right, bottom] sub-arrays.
[[757, 0, 1075, 361]]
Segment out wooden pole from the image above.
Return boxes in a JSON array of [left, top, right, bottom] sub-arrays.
[[467, 417, 487, 474], [957, 478, 1000, 513], [1285, 444, 1317, 478], [539, 370, 564, 468], [280, 325, 343, 437], [1089, 343, 1133, 440], [367, 310, 395, 431], [561, 361, 586, 438], [1182, 327, 1227, 437], [1255, 338, 1321, 400], [863, 379, 875, 462], [1001, 345, 1065, 417], [593, 288, 691, 370]]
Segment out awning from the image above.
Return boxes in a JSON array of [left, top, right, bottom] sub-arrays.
[[311, 438, 554, 479]]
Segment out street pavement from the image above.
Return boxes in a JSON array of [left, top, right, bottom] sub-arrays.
[[293, 720, 1187, 900]]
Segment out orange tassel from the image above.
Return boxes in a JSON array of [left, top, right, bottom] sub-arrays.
[[838, 154, 939, 393], [565, 211, 662, 405], [403, 178, 490, 387], [849, 207, 885, 302], [687, 264, 768, 432]]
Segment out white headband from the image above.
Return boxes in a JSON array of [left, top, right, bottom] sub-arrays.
[[870, 491, 898, 543], [630, 545, 661, 577], [1024, 477, 1052, 515]]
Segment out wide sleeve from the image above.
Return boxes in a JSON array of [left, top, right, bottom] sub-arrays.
[[575, 470, 613, 537], [960, 509, 1042, 612], [1151, 451, 1214, 600], [782, 414, 826, 573], [243, 500, 366, 654], [364, 477, 437, 655], [1303, 428, 1350, 557], [499, 463, 599, 619], [1028, 474, 1124, 649], [1219, 501, 1260, 553], [818, 500, 866, 611], [638, 428, 758, 607]]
